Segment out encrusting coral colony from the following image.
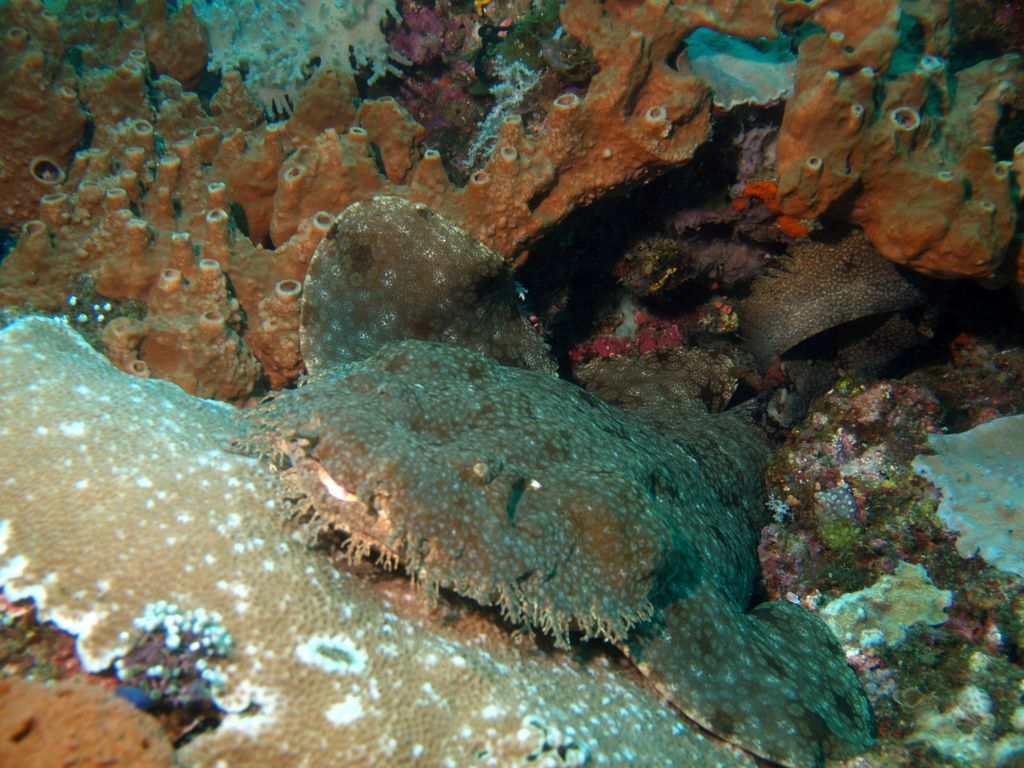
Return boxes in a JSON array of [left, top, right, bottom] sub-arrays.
[[1, 0, 1024, 766]]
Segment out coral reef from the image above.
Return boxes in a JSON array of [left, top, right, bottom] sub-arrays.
[[113, 601, 235, 710], [757, 335, 1024, 765], [0, 0, 322, 397], [820, 560, 953, 650], [676, 27, 797, 109], [955, 0, 1024, 59], [732, 180, 809, 239], [569, 309, 694, 362], [192, 0, 404, 115], [0, 0, 788, 399], [908, 331, 1024, 428], [1, 0, 1024, 765], [0, 597, 83, 685], [2, 0, 1020, 404], [271, 0, 724, 257], [0, 0, 87, 229]]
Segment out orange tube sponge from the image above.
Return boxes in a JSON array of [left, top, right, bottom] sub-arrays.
[[776, 0, 1023, 280], [0, 678, 175, 768], [0, 0, 87, 229]]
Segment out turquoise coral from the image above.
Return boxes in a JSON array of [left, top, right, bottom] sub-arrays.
[[914, 414, 1024, 576]]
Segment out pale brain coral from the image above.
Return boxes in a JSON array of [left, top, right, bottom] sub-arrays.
[[0, 316, 756, 768]]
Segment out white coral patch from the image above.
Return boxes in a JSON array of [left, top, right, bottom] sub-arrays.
[[48, 605, 117, 671], [58, 420, 87, 437], [325, 695, 364, 726], [0, 551, 28, 584], [216, 682, 274, 721], [296, 634, 369, 675]]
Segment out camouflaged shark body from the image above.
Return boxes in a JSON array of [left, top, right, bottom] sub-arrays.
[[247, 339, 874, 768], [246, 196, 875, 767]]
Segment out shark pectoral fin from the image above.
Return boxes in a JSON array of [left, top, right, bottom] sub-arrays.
[[626, 584, 875, 768]]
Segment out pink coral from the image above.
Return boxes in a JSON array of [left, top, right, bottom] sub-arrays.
[[568, 312, 687, 363]]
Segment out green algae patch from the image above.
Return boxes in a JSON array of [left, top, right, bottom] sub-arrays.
[[820, 517, 859, 552]]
